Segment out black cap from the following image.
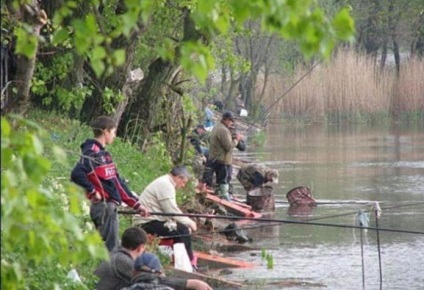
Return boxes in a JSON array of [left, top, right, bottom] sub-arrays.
[[196, 124, 206, 130], [222, 111, 235, 121]]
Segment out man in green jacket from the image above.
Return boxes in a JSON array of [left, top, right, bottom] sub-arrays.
[[208, 111, 244, 200], [236, 164, 279, 192]]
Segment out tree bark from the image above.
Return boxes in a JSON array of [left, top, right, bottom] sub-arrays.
[[79, 0, 144, 125], [3, 2, 47, 116]]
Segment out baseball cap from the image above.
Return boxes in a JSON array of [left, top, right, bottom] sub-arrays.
[[134, 252, 162, 273], [222, 111, 235, 121]]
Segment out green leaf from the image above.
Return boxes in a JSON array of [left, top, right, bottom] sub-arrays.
[[14, 27, 37, 58], [113, 49, 126, 66], [52, 27, 69, 45], [91, 58, 105, 77], [332, 8, 355, 41], [52, 146, 67, 164], [31, 135, 44, 155], [92, 46, 107, 60], [1, 118, 11, 137]]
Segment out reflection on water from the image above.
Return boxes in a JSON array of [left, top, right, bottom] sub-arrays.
[[227, 123, 424, 289]]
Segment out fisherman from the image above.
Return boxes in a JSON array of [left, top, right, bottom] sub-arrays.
[[70, 116, 149, 252], [208, 111, 244, 201], [236, 164, 279, 192], [122, 252, 212, 290], [132, 166, 198, 270], [94, 227, 148, 290], [189, 124, 209, 159]]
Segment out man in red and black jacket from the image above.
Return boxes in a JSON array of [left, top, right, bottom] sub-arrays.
[[71, 116, 148, 252]]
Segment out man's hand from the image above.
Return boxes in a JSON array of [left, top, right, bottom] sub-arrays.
[[186, 279, 213, 290], [235, 133, 244, 141], [188, 220, 197, 232], [91, 191, 102, 203], [137, 205, 149, 217]]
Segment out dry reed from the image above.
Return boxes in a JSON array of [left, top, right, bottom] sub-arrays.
[[258, 49, 424, 123]]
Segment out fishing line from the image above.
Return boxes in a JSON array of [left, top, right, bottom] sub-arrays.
[[119, 211, 424, 235], [237, 58, 323, 134], [303, 201, 424, 222]]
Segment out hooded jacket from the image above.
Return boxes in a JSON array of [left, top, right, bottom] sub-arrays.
[[71, 139, 141, 210], [94, 247, 134, 290], [121, 272, 186, 290]]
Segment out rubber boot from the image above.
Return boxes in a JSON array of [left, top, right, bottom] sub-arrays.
[[219, 184, 231, 201]]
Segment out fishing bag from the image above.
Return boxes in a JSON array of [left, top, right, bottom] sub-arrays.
[[286, 186, 316, 207]]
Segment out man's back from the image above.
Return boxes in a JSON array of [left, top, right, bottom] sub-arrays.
[[94, 247, 134, 290]]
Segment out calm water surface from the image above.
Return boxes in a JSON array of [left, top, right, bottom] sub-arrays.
[[224, 123, 424, 290]]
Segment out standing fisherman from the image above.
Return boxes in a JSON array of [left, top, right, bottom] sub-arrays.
[[208, 111, 244, 200], [71, 116, 149, 251]]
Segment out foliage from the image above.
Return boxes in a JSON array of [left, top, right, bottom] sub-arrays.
[[261, 248, 274, 270], [1, 115, 108, 289], [0, 109, 180, 288], [249, 130, 267, 148]]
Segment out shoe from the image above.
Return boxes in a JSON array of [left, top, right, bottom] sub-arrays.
[[192, 264, 199, 273]]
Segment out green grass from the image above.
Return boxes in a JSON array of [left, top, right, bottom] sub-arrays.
[[6, 109, 177, 288]]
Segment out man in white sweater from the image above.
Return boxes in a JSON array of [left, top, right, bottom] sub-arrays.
[[133, 166, 197, 267]]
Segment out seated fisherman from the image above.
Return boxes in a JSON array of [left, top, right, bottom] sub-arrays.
[[236, 164, 279, 192], [94, 227, 148, 290], [133, 166, 198, 269], [189, 124, 209, 159], [122, 252, 212, 290]]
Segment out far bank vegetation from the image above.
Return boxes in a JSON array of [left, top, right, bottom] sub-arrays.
[[260, 49, 424, 123]]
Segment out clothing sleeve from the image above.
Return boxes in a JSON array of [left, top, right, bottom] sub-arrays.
[[159, 198, 195, 227], [217, 128, 237, 152], [111, 254, 133, 284], [190, 136, 203, 154], [70, 151, 97, 197], [116, 174, 141, 210], [160, 276, 187, 290]]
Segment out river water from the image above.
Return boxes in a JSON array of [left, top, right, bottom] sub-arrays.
[[223, 123, 424, 290]]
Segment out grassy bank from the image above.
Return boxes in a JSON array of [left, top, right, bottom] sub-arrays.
[[260, 49, 424, 123], [2, 110, 188, 289]]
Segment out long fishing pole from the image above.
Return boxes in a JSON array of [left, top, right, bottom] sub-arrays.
[[304, 201, 424, 222], [118, 211, 424, 235], [237, 58, 323, 134]]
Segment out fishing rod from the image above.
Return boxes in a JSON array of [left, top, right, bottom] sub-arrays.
[[303, 201, 424, 222], [237, 58, 323, 134], [118, 211, 424, 235]]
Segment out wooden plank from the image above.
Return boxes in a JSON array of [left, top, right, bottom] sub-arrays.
[[194, 251, 255, 269], [205, 193, 262, 218], [166, 267, 244, 289]]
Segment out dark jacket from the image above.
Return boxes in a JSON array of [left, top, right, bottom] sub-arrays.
[[94, 247, 134, 290], [189, 129, 204, 155], [121, 272, 187, 290], [236, 165, 267, 191], [71, 139, 141, 210]]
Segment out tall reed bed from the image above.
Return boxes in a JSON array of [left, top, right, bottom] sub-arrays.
[[260, 49, 423, 123]]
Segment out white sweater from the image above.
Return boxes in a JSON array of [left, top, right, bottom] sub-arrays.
[[132, 174, 195, 228]]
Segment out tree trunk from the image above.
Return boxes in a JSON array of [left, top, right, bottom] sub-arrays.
[[119, 8, 205, 152], [3, 2, 47, 116], [79, 1, 144, 125]]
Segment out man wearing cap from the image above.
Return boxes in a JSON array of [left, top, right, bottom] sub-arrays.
[[236, 164, 279, 192], [208, 111, 244, 200], [121, 252, 212, 290], [133, 166, 197, 268]]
